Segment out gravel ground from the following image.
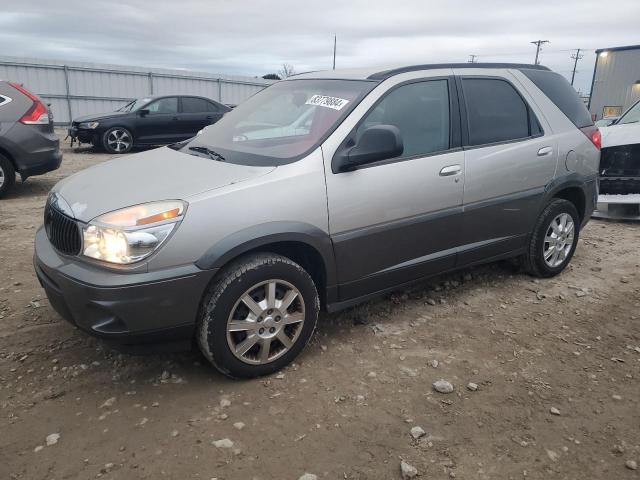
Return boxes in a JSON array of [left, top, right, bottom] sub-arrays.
[[1, 134, 639, 479]]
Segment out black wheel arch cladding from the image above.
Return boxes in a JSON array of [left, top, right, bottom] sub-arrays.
[[195, 221, 337, 288]]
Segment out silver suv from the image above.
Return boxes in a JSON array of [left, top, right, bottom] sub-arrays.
[[34, 63, 600, 378], [0, 81, 61, 197]]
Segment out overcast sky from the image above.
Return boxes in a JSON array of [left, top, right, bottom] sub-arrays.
[[1, 0, 639, 94]]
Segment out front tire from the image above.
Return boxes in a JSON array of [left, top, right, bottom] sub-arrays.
[[0, 154, 16, 199], [197, 253, 319, 379], [522, 199, 580, 277], [102, 127, 133, 154]]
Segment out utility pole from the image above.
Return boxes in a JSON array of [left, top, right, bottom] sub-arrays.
[[468, 54, 478, 63], [332, 35, 336, 70], [570, 48, 583, 86], [531, 40, 549, 65]]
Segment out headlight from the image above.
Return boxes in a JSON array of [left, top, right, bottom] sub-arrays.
[[82, 200, 186, 264], [79, 121, 100, 129]]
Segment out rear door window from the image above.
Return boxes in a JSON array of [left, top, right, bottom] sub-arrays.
[[462, 78, 531, 146], [182, 97, 212, 113]]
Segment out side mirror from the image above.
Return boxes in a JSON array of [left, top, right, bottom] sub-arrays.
[[138, 109, 150, 117], [334, 125, 403, 172]]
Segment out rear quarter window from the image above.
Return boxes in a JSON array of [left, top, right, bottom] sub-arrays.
[[521, 69, 593, 128]]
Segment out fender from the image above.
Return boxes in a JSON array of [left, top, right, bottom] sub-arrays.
[[195, 221, 337, 288], [541, 172, 598, 226]]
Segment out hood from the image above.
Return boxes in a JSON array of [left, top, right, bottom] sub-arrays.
[[600, 122, 640, 149], [53, 147, 276, 222], [73, 111, 129, 123]]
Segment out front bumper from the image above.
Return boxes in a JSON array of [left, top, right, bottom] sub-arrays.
[[599, 144, 640, 194], [34, 227, 216, 351], [68, 125, 99, 146]]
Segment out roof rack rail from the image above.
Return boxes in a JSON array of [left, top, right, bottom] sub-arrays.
[[368, 63, 550, 81]]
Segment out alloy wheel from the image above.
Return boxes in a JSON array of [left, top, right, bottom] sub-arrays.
[[543, 213, 575, 268], [226, 279, 305, 365], [0, 165, 4, 188], [106, 129, 132, 153]]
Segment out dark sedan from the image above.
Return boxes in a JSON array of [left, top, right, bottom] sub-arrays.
[[69, 95, 231, 153]]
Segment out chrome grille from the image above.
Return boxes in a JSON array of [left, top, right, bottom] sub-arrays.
[[44, 203, 81, 255]]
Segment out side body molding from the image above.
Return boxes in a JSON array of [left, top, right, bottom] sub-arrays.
[[195, 221, 337, 287]]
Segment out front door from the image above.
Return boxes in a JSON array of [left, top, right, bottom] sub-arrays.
[[454, 73, 558, 265], [324, 77, 465, 301], [135, 96, 181, 145]]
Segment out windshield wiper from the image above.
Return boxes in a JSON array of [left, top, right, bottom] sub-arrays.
[[188, 146, 226, 162]]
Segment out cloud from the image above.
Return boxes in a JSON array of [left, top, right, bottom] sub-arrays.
[[2, 0, 639, 92]]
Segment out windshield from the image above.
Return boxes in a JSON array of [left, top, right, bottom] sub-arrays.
[[117, 97, 152, 112], [617, 100, 640, 125], [181, 79, 375, 166]]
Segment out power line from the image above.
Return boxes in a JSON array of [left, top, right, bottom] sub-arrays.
[[531, 40, 550, 64], [474, 48, 590, 59], [570, 48, 584, 86]]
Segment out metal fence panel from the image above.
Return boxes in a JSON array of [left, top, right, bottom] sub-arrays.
[[0, 55, 273, 124]]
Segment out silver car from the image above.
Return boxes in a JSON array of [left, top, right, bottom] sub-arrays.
[[34, 63, 600, 378]]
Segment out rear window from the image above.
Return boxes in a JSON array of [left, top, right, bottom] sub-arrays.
[[521, 69, 593, 128]]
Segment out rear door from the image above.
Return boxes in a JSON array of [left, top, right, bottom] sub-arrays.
[[323, 74, 465, 301], [179, 96, 224, 137], [135, 96, 181, 144], [455, 70, 557, 265]]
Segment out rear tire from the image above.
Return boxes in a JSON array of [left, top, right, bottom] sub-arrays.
[[0, 154, 16, 198], [197, 253, 319, 379], [522, 199, 580, 278], [102, 127, 133, 154]]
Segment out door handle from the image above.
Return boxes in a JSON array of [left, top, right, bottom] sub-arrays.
[[537, 146, 553, 156], [439, 165, 462, 176], [171, 116, 179, 121]]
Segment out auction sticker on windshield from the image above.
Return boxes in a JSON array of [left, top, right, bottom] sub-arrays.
[[305, 95, 349, 110]]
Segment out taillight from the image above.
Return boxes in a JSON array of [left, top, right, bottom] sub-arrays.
[[9, 82, 50, 125], [580, 125, 601, 151]]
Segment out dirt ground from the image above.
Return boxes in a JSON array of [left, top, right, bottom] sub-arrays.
[[1, 134, 639, 480]]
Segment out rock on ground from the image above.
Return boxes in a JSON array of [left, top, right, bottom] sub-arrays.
[[400, 460, 418, 479], [298, 474, 318, 480], [410, 426, 426, 440], [212, 438, 234, 449], [433, 379, 454, 393], [45, 433, 60, 446]]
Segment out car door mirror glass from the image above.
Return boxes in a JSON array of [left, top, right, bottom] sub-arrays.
[[336, 125, 403, 172], [138, 108, 150, 117]]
